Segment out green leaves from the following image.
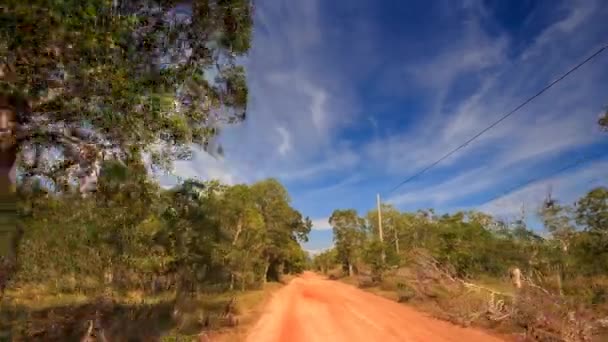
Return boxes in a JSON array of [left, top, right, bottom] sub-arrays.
[[330, 209, 365, 275], [575, 187, 608, 235], [5, 0, 254, 188]]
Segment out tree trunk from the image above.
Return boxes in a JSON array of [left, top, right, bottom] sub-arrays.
[[509, 267, 522, 289], [262, 258, 270, 284], [229, 219, 242, 291], [556, 267, 564, 297], [348, 262, 353, 277], [394, 230, 400, 254], [277, 263, 284, 279], [232, 219, 242, 246]]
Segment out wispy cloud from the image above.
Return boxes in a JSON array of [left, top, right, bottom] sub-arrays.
[[479, 159, 608, 219], [156, 0, 608, 246], [275, 126, 292, 156], [311, 217, 331, 231], [376, 1, 607, 210]]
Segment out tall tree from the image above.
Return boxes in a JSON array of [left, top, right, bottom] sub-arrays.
[[330, 209, 364, 276], [251, 179, 311, 282], [215, 184, 264, 289], [367, 204, 402, 264], [539, 202, 575, 253]]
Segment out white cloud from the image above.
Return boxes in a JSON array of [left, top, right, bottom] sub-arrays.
[[278, 149, 360, 182], [521, 0, 599, 61], [153, 0, 608, 227], [305, 247, 333, 256], [311, 217, 331, 231], [275, 126, 292, 156], [387, 165, 495, 206], [367, 0, 608, 198], [300, 174, 364, 198], [479, 160, 608, 218], [169, 151, 238, 186]]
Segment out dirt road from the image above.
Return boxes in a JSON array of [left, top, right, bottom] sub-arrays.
[[246, 272, 506, 342]]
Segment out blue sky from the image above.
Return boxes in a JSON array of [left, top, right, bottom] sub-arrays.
[[165, 0, 608, 253]]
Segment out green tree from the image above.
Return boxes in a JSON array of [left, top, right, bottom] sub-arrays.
[[366, 204, 403, 265], [312, 249, 338, 274], [2, 0, 252, 191], [215, 184, 265, 290], [329, 209, 364, 276], [575, 187, 608, 235], [539, 202, 575, 253], [251, 179, 311, 282]]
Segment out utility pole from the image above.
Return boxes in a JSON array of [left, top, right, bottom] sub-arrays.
[[377, 193, 385, 263]]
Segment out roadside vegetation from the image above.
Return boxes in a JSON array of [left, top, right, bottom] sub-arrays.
[[314, 113, 608, 342], [313, 185, 608, 341], [2, 170, 310, 340]]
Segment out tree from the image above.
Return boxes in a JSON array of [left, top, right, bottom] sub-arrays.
[[2, 0, 252, 192], [251, 179, 311, 282], [366, 204, 402, 265], [312, 249, 338, 274], [539, 201, 575, 253], [576, 187, 608, 236], [329, 209, 364, 276], [215, 184, 264, 290]]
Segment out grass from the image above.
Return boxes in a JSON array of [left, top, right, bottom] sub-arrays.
[[336, 273, 519, 334], [1, 281, 285, 341]]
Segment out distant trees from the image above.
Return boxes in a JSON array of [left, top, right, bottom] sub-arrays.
[[315, 186, 608, 289]]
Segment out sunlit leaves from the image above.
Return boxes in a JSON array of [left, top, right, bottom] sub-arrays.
[[4, 0, 253, 187]]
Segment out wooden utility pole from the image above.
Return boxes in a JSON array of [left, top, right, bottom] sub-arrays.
[[377, 193, 385, 263]]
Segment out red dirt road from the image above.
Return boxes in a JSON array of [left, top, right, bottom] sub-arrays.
[[246, 272, 506, 342]]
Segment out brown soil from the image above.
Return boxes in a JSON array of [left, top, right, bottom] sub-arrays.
[[245, 272, 508, 342]]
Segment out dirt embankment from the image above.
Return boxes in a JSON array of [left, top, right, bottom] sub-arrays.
[[246, 272, 507, 342]]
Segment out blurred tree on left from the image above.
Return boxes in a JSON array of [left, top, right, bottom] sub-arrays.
[[1, 0, 252, 191]]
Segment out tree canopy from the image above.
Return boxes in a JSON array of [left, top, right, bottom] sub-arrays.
[[2, 0, 252, 191]]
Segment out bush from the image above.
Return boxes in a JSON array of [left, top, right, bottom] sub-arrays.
[[396, 282, 416, 303]]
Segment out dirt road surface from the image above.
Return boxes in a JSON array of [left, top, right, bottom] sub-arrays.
[[246, 272, 506, 342]]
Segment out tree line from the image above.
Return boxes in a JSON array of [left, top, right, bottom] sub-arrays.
[[13, 159, 311, 295], [314, 187, 608, 302]]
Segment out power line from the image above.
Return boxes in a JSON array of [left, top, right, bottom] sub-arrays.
[[386, 44, 608, 196], [484, 151, 608, 205]]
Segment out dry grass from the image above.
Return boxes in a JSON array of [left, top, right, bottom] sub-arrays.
[[336, 256, 608, 342], [1, 280, 285, 341], [163, 281, 284, 341]]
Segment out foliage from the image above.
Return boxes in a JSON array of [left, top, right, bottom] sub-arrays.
[[576, 187, 608, 236], [2, 0, 252, 190], [329, 209, 365, 276], [12, 170, 310, 294], [315, 185, 608, 339]]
